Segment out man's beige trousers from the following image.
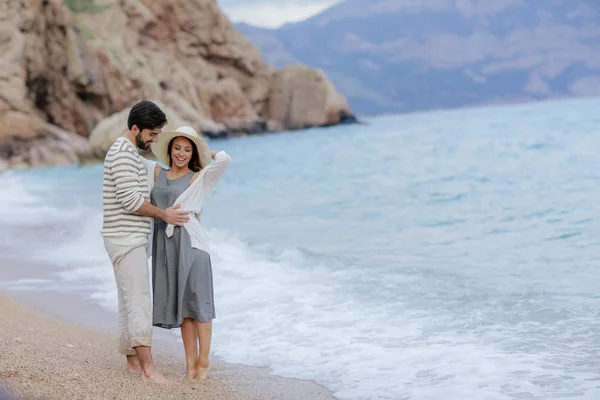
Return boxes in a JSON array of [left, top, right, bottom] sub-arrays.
[[103, 239, 152, 355]]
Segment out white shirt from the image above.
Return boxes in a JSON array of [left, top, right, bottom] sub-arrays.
[[143, 151, 231, 254]]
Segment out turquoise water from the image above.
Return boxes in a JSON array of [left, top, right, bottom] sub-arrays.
[[1, 97, 600, 399]]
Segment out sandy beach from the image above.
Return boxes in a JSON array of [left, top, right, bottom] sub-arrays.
[[0, 245, 335, 400], [0, 294, 335, 400]]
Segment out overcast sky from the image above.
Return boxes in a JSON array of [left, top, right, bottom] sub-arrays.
[[219, 0, 342, 28]]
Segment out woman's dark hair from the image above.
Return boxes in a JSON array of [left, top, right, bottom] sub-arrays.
[[167, 136, 201, 172], [127, 100, 167, 131]]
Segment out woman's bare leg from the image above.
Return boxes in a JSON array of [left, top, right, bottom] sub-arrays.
[[194, 321, 212, 379], [181, 318, 199, 379]]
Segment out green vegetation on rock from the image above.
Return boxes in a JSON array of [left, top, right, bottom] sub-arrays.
[[76, 21, 95, 40], [64, 0, 110, 14]]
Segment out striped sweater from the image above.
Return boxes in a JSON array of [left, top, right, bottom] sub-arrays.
[[101, 137, 151, 245]]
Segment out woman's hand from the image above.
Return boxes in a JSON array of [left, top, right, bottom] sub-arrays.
[[211, 151, 217, 160]]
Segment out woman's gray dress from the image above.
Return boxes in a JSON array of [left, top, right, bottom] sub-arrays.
[[150, 169, 216, 329]]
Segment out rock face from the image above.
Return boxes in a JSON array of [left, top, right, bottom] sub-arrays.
[[75, 0, 271, 128], [0, 123, 92, 170], [0, 0, 101, 170], [0, 0, 355, 170], [0, 0, 109, 138], [268, 65, 354, 130]]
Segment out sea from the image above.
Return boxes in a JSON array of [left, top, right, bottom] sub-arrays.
[[1, 97, 600, 400]]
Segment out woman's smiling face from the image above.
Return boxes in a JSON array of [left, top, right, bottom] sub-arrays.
[[170, 136, 194, 169]]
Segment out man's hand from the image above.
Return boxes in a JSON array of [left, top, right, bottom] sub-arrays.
[[163, 204, 190, 226]]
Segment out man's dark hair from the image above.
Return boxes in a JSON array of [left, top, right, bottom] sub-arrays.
[[127, 101, 167, 131]]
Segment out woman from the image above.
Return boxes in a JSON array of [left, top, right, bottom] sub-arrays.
[[148, 125, 231, 380]]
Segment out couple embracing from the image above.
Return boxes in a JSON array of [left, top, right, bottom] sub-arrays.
[[101, 100, 231, 384]]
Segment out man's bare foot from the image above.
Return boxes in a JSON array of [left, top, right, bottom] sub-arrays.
[[142, 366, 179, 385], [128, 365, 142, 375], [185, 364, 196, 380], [194, 358, 211, 380], [126, 355, 142, 375]]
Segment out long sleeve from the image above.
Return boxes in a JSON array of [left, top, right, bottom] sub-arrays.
[[110, 151, 146, 212], [163, 151, 231, 242], [201, 151, 232, 199], [101, 137, 152, 244]]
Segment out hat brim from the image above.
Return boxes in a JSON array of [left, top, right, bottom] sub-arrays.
[[150, 131, 211, 169]]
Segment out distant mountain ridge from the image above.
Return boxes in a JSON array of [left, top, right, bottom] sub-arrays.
[[237, 0, 600, 116]]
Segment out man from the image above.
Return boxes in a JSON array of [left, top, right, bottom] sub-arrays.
[[101, 100, 190, 384]]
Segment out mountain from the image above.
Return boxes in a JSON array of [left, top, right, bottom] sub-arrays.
[[236, 0, 600, 116]]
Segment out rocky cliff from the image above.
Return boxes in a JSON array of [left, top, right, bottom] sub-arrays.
[[0, 0, 355, 170]]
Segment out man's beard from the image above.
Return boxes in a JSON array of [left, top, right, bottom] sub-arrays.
[[135, 135, 150, 150]]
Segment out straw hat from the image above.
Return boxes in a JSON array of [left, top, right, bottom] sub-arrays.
[[150, 126, 211, 169]]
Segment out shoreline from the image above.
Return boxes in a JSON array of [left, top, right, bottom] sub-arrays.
[[0, 252, 336, 400]]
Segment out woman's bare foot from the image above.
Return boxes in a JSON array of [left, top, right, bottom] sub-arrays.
[[185, 364, 196, 380], [126, 355, 141, 375], [194, 358, 211, 380], [142, 366, 179, 385]]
